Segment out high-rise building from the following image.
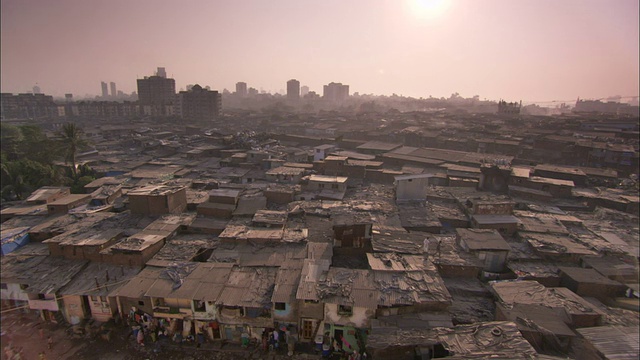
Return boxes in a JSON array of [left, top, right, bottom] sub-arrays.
[[110, 82, 117, 97], [156, 67, 167, 78], [137, 70, 176, 115], [323, 82, 349, 102], [65, 94, 73, 103], [287, 79, 300, 100], [301, 86, 309, 97], [177, 84, 221, 121], [101, 82, 109, 97], [236, 82, 247, 97]]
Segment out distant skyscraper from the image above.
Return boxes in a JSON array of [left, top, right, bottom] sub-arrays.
[[287, 79, 300, 100], [323, 82, 349, 102], [300, 86, 309, 97], [156, 67, 167, 78], [110, 82, 117, 97], [32, 85, 41, 94], [236, 82, 247, 97], [177, 84, 222, 121], [137, 69, 176, 115], [101, 81, 108, 97], [65, 93, 73, 103]]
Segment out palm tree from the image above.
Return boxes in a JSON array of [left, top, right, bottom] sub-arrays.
[[57, 123, 89, 180]]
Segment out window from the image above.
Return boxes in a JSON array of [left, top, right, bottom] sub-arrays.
[[274, 302, 286, 311], [0, 283, 7, 290], [353, 237, 364, 248], [194, 300, 206, 312], [338, 305, 353, 315], [138, 300, 145, 306], [90, 295, 98, 302], [37, 294, 46, 300]]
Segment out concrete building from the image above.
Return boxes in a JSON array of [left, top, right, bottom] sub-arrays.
[[287, 79, 300, 100], [235, 82, 247, 97], [101, 81, 108, 97], [455, 228, 510, 273], [323, 82, 349, 102], [177, 84, 222, 121], [155, 67, 167, 78], [109, 82, 116, 97], [394, 174, 434, 201], [128, 185, 187, 215], [137, 71, 176, 116], [0, 93, 59, 120]]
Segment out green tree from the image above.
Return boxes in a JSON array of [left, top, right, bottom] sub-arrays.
[[1, 123, 23, 160], [57, 123, 89, 180], [17, 125, 56, 164]]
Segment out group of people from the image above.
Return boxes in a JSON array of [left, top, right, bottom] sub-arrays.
[[322, 333, 367, 360], [260, 327, 296, 354]]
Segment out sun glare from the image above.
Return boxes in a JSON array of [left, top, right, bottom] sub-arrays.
[[407, 0, 450, 20]]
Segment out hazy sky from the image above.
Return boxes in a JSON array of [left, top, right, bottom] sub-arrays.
[[1, 0, 638, 103]]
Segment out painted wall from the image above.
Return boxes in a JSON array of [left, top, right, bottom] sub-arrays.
[[324, 303, 374, 329], [89, 296, 115, 322], [0, 283, 30, 302], [395, 177, 430, 201], [193, 300, 217, 320], [27, 294, 59, 311], [63, 295, 86, 325], [298, 300, 324, 319], [273, 301, 298, 323]]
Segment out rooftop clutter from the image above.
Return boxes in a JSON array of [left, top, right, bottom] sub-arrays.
[[1, 110, 638, 359]]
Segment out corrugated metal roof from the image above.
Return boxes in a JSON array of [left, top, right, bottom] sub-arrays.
[[145, 278, 174, 298], [171, 279, 202, 299], [115, 277, 157, 299], [272, 284, 297, 303], [216, 286, 247, 306], [112, 266, 164, 298], [272, 267, 302, 303], [577, 326, 639, 359], [59, 262, 140, 297], [193, 283, 225, 301], [490, 280, 603, 317], [350, 288, 379, 309], [7, 256, 88, 295], [367, 253, 424, 271]]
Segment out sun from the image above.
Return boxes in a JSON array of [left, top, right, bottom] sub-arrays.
[[407, 0, 451, 20]]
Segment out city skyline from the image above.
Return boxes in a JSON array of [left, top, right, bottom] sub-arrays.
[[1, 0, 638, 103]]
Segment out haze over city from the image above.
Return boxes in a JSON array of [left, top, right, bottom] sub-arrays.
[[1, 0, 638, 103]]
